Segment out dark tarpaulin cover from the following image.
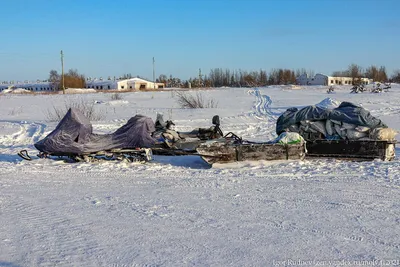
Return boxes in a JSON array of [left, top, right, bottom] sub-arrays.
[[34, 108, 156, 155], [276, 101, 387, 134], [276, 106, 330, 134]]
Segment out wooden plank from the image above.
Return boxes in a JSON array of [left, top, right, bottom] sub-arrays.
[[197, 142, 237, 164], [237, 144, 288, 161], [197, 142, 306, 164], [305, 140, 396, 161]]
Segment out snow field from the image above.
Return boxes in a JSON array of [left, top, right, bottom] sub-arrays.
[[0, 85, 399, 266]]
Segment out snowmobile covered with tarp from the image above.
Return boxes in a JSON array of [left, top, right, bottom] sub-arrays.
[[17, 108, 225, 163], [275, 100, 396, 161], [18, 108, 156, 162]]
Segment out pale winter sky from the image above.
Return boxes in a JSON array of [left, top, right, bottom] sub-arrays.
[[1, 0, 399, 81]]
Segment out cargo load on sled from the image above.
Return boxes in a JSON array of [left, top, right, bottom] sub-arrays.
[[196, 98, 396, 164], [276, 99, 397, 161]]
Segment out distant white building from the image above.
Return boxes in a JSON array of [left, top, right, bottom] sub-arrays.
[[0, 82, 54, 92], [296, 73, 372, 86], [85, 80, 117, 90], [0, 77, 166, 92], [116, 78, 165, 90]]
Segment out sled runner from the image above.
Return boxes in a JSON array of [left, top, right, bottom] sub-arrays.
[[19, 148, 152, 163]]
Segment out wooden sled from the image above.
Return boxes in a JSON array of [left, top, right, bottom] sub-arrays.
[[196, 140, 306, 165], [305, 139, 396, 161]]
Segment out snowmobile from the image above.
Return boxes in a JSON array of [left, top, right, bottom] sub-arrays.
[[151, 113, 224, 155], [17, 108, 224, 163], [18, 108, 156, 163], [150, 114, 306, 165]]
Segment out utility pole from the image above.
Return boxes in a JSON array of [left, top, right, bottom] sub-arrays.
[[152, 57, 156, 90], [60, 50, 65, 94], [199, 68, 203, 88]]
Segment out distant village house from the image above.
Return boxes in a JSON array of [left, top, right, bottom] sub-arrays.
[[296, 73, 372, 86], [0, 77, 165, 92]]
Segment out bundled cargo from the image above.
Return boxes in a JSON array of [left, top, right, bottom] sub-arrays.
[[276, 99, 397, 160]]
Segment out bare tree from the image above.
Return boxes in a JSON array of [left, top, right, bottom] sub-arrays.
[[258, 69, 268, 86], [332, 70, 350, 77], [348, 64, 363, 84], [49, 68, 86, 90], [49, 70, 60, 91], [295, 68, 307, 78], [391, 70, 400, 83], [65, 69, 86, 88], [378, 66, 388, 82], [157, 74, 167, 84], [365, 65, 379, 80]]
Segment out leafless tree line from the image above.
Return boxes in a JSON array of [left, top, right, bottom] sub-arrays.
[[45, 64, 400, 92], [332, 64, 389, 83], [159, 64, 398, 88], [158, 68, 307, 88]]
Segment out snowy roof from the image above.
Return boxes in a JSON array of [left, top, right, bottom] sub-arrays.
[[0, 82, 52, 88], [119, 78, 160, 84], [86, 80, 117, 86]]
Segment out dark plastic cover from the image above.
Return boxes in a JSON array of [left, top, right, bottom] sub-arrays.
[[35, 108, 156, 155], [276, 101, 387, 134]]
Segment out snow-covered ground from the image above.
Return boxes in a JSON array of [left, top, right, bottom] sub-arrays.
[[0, 85, 399, 266]]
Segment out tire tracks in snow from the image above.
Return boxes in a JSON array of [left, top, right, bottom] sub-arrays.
[[0, 120, 47, 163], [0, 120, 46, 148], [264, 219, 365, 243], [264, 217, 400, 250], [239, 88, 283, 140], [1, 196, 107, 266], [258, 182, 400, 251], [175, 88, 283, 141], [247, 88, 282, 119]]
